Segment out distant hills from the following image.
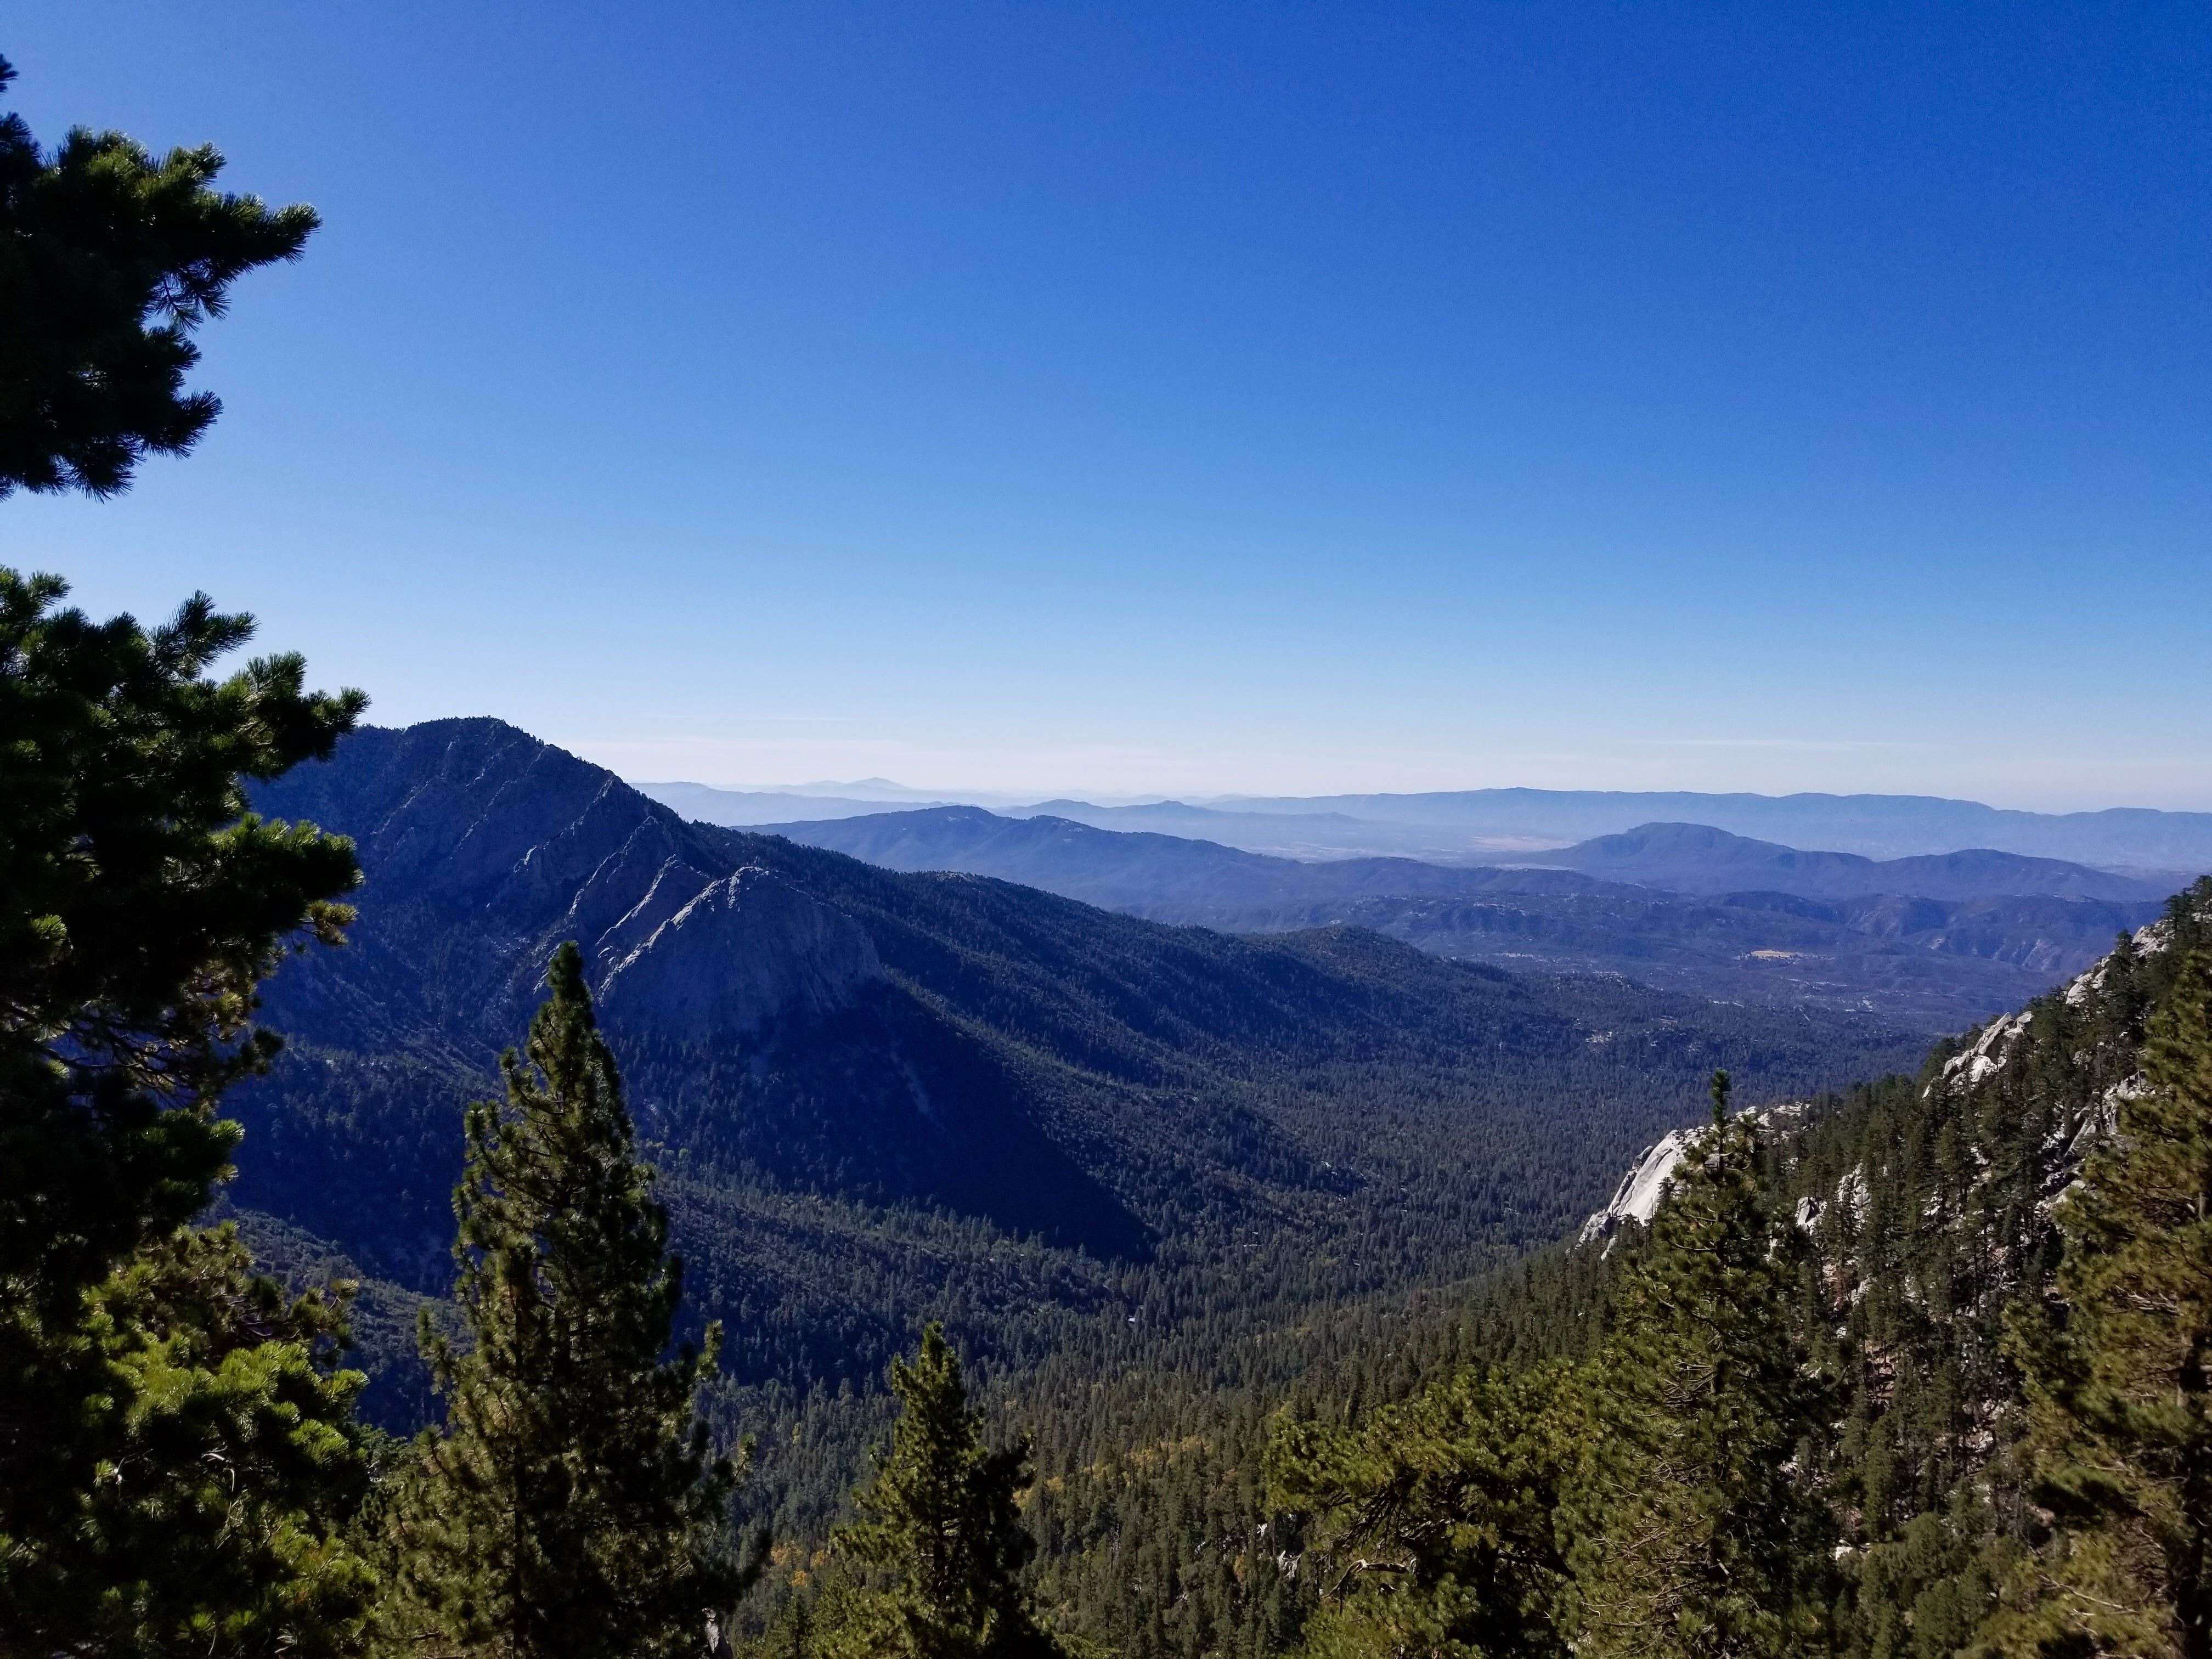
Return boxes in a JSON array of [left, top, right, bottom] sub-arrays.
[[743, 804, 1593, 911], [743, 806, 2171, 1031], [1189, 787, 2212, 867], [1534, 820, 2169, 902], [639, 779, 2212, 870], [637, 781, 968, 824]]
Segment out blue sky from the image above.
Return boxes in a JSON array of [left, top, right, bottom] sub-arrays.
[[8, 2, 2209, 808]]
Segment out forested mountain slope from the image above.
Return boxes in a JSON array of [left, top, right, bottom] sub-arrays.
[[232, 718, 1916, 1407], [1753, 878, 2212, 1655], [1235, 875, 2212, 1659]]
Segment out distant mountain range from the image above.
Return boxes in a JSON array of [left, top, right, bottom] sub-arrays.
[[1190, 788, 2212, 867], [638, 782, 968, 824], [1532, 820, 2168, 902], [637, 780, 2212, 871], [744, 807, 2172, 1030]]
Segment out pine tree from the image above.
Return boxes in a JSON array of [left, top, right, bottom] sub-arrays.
[[822, 1324, 1062, 1659], [1979, 949, 2212, 1659], [2, 75, 358, 1651], [377, 944, 756, 1659], [1270, 1359, 1578, 1659], [0, 570, 370, 1653], [1560, 1072, 1835, 1659], [0, 54, 318, 497]]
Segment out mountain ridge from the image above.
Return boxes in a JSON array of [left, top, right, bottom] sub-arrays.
[[1199, 786, 2212, 865], [1530, 820, 2168, 902], [729, 805, 2166, 1029]]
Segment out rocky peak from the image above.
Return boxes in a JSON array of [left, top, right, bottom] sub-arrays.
[[596, 865, 885, 1042]]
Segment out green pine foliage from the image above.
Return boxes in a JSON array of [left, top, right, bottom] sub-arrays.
[[1979, 949, 2212, 1659], [1269, 1077, 1836, 1659], [0, 570, 369, 1654], [1, 65, 362, 1629], [1269, 1360, 1577, 1659], [1, 59, 368, 1649], [0, 571, 364, 1309], [816, 1323, 1065, 1658], [1560, 1075, 1836, 1659], [2, 1223, 374, 1657], [0, 55, 318, 498], [376, 944, 756, 1659]]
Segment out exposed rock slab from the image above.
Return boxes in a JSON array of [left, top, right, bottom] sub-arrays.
[[597, 865, 885, 1041]]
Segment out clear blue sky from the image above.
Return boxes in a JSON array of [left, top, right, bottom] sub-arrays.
[[9, 3, 2209, 808]]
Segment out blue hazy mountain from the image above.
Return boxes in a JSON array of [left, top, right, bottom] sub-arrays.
[[1181, 787, 2212, 867], [1534, 821, 2169, 902], [656, 778, 2212, 870], [743, 807, 2170, 1030], [636, 781, 969, 823]]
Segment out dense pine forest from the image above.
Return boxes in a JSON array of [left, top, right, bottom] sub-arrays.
[[10, 49, 2212, 1659]]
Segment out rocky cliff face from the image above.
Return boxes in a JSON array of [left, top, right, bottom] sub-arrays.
[[253, 719, 887, 1051], [597, 865, 885, 1041]]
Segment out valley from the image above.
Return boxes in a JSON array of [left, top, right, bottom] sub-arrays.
[[233, 720, 1922, 1368]]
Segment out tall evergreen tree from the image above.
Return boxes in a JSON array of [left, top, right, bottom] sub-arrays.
[[1980, 949, 2212, 1659], [822, 1324, 1062, 1659], [377, 943, 755, 1659], [0, 54, 317, 497], [1270, 1359, 1578, 1659], [0, 569, 371, 1655], [1560, 1073, 1835, 1659], [2, 72, 354, 1650]]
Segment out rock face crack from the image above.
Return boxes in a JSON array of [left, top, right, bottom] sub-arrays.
[[597, 866, 886, 1042]]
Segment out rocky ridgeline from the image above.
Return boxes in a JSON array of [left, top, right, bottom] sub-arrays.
[[253, 718, 889, 1051]]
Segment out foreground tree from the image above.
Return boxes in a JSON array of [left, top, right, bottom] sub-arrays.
[[0, 571, 364, 1310], [1560, 1073, 1835, 1659], [1979, 951, 2212, 1659], [1270, 1360, 1578, 1659], [377, 943, 755, 1659], [0, 570, 371, 1654], [0, 54, 317, 498], [0, 57, 371, 1655], [821, 1324, 1062, 1658]]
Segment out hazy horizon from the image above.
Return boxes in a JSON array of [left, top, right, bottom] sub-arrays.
[[625, 769, 2212, 820]]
